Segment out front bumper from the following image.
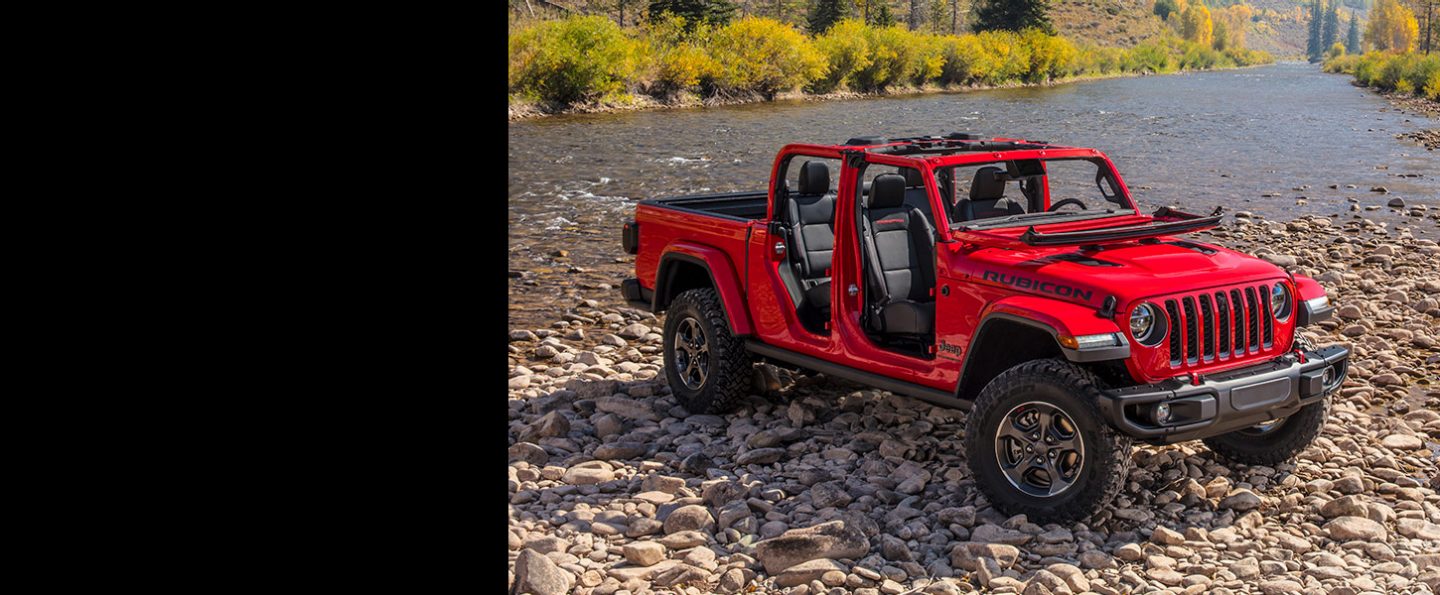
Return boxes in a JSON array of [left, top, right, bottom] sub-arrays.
[[1097, 345, 1350, 444]]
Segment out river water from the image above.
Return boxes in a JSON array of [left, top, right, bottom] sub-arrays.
[[507, 62, 1437, 327]]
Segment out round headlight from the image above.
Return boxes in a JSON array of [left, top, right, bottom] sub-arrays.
[[1271, 282, 1292, 320], [1129, 302, 1166, 346]]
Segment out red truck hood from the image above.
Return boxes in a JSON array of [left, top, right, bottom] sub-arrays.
[[947, 236, 1287, 308]]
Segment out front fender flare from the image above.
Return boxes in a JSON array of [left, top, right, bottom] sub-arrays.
[[656, 243, 753, 336], [978, 295, 1130, 363], [1292, 274, 1334, 327]]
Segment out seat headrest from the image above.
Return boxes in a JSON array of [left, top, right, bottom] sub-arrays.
[[868, 174, 907, 209], [901, 168, 924, 187], [798, 161, 831, 195], [970, 166, 1007, 201]]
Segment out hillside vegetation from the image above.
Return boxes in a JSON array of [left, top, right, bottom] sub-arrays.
[[508, 1, 1276, 115]]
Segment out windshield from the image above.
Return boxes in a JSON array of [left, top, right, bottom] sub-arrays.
[[937, 158, 1135, 229]]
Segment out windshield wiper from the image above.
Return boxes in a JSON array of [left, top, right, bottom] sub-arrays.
[[955, 209, 1119, 231]]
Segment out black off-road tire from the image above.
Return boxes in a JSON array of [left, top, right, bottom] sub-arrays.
[[663, 288, 753, 414], [1202, 333, 1328, 465], [964, 358, 1133, 523], [1201, 398, 1328, 466]]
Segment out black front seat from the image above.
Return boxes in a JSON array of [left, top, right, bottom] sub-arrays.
[[957, 166, 1026, 221], [861, 174, 936, 336], [786, 161, 835, 309]]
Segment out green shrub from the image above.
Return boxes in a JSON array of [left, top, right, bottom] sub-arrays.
[[812, 20, 873, 92], [641, 15, 717, 95], [1425, 71, 1440, 100], [1324, 50, 1439, 97], [1022, 28, 1079, 83], [1178, 44, 1226, 70], [705, 16, 826, 96], [908, 32, 947, 87], [1125, 41, 1174, 74], [938, 34, 984, 85], [972, 30, 1032, 85], [508, 16, 642, 104], [850, 25, 918, 91]]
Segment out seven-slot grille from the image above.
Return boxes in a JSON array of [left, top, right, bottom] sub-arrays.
[[1159, 283, 1281, 369]]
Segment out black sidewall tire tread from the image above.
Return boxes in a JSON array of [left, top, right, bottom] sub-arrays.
[[663, 288, 752, 414], [1202, 397, 1328, 466], [964, 358, 1133, 524]]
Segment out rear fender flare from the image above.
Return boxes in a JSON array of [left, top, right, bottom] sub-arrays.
[[656, 243, 753, 336]]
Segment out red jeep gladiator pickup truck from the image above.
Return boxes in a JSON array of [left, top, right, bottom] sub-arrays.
[[619, 133, 1348, 521]]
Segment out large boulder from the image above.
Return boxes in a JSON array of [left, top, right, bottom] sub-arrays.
[[776, 558, 847, 587], [951, 542, 1021, 571], [663, 505, 715, 534], [1324, 516, 1387, 542], [754, 520, 870, 574], [512, 549, 573, 595]]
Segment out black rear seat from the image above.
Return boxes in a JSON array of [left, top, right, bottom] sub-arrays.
[[956, 166, 1025, 221], [785, 161, 835, 309]]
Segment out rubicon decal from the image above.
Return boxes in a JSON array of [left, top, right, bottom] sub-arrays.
[[982, 271, 1094, 301]]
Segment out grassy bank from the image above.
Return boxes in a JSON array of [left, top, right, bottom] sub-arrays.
[[508, 15, 1273, 118], [1323, 50, 1440, 101]]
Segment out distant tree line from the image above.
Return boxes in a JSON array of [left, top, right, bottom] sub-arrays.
[[1152, 0, 1256, 53], [1309, 0, 1436, 58], [508, 0, 1060, 36]]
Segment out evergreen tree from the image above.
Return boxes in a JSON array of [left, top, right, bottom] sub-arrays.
[[1153, 0, 1181, 22], [973, 0, 1053, 33], [1345, 10, 1362, 53], [855, 0, 895, 26], [927, 0, 950, 33], [1307, 0, 1324, 62], [807, 0, 850, 33], [648, 0, 738, 26], [1322, 0, 1342, 49]]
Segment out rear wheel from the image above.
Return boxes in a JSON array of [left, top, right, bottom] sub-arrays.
[[964, 359, 1132, 523], [663, 288, 752, 414]]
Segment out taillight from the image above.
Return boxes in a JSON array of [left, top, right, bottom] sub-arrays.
[[622, 220, 639, 255]]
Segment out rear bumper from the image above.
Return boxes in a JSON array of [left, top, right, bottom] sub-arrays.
[[620, 278, 652, 309], [1097, 345, 1349, 444]]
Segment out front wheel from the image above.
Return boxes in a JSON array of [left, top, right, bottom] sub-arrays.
[[1201, 398, 1327, 465], [964, 359, 1132, 523], [662, 288, 752, 414]]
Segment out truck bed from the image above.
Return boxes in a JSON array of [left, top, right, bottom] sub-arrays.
[[646, 191, 769, 221]]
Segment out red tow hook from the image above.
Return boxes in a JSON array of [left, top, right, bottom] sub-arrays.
[[1189, 372, 1202, 386], [1295, 350, 1308, 364]]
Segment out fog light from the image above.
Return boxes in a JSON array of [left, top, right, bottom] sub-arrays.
[[1321, 367, 1336, 387], [1152, 402, 1172, 425]]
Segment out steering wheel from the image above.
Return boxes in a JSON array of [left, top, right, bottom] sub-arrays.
[[1048, 198, 1088, 212]]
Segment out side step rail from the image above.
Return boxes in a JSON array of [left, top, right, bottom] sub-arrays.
[[744, 340, 970, 411]]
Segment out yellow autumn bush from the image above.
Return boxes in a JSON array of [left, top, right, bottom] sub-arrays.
[[508, 16, 1277, 109], [641, 15, 717, 95], [1326, 51, 1440, 99], [508, 15, 642, 104], [705, 16, 825, 97]]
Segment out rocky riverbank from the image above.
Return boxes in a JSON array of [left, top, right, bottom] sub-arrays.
[[506, 68, 1255, 122], [507, 210, 1440, 595], [1378, 91, 1439, 151]]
